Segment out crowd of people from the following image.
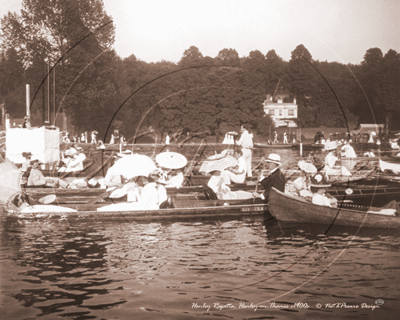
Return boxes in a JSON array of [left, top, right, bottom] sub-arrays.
[[6, 123, 370, 213]]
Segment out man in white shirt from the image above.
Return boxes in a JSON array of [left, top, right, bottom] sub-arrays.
[[221, 150, 247, 185], [60, 146, 86, 172], [236, 125, 253, 177]]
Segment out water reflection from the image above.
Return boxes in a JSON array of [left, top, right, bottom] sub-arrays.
[[1, 217, 399, 319]]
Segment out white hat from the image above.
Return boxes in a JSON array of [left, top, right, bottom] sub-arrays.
[[324, 141, 337, 151], [265, 153, 281, 165], [65, 148, 77, 156]]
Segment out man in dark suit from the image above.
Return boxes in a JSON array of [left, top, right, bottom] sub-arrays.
[[259, 153, 285, 201]]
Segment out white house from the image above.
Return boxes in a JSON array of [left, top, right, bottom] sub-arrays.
[[263, 94, 298, 127]]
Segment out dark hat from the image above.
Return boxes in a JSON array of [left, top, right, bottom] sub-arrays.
[[310, 173, 331, 191], [22, 152, 32, 158], [30, 159, 41, 165]]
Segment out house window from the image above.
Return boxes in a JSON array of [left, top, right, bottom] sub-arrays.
[[288, 109, 294, 116], [279, 109, 283, 116]]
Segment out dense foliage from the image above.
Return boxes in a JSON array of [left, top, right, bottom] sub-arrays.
[[1, 1, 399, 143]]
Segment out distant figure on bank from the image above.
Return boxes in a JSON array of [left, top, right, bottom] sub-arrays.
[[22, 116, 31, 128], [292, 132, 296, 143], [110, 130, 119, 144], [236, 125, 253, 177], [91, 131, 97, 144], [273, 131, 279, 144], [165, 134, 170, 145], [283, 131, 288, 144]]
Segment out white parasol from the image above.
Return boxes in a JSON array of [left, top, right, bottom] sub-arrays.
[[298, 160, 317, 174], [0, 159, 22, 206], [199, 155, 238, 174], [111, 154, 158, 180], [156, 152, 187, 169]]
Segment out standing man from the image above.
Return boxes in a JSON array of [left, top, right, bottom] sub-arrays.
[[236, 125, 253, 177], [283, 131, 288, 144], [273, 131, 279, 144]]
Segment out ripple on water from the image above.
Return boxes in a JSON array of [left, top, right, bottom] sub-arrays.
[[1, 218, 400, 319]]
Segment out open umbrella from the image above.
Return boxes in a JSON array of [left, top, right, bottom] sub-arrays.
[[111, 154, 157, 180], [199, 154, 238, 174], [0, 159, 22, 206], [156, 152, 187, 169]]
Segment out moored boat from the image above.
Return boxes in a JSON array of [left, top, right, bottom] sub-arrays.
[[2, 200, 269, 221], [253, 143, 292, 149], [379, 158, 400, 174], [268, 187, 400, 229]]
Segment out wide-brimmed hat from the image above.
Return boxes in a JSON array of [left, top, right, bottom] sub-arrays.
[[30, 157, 42, 165], [298, 160, 317, 173], [265, 153, 281, 165], [65, 148, 77, 156], [310, 173, 331, 190], [324, 141, 337, 151], [116, 150, 133, 158]]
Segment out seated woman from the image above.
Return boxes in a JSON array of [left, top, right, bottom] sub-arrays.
[[28, 159, 69, 188], [97, 176, 168, 211], [221, 150, 246, 185], [165, 169, 184, 188], [285, 161, 314, 198], [207, 174, 261, 201], [309, 175, 337, 208], [322, 142, 351, 180]]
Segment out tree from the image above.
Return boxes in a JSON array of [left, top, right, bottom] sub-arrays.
[[216, 48, 240, 66], [0, 0, 116, 131], [178, 46, 204, 68], [264, 50, 285, 97]]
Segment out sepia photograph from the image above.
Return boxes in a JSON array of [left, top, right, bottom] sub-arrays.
[[0, 0, 399, 319]]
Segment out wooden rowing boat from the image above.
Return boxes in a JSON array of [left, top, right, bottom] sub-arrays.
[[379, 159, 400, 174], [254, 143, 293, 149], [2, 199, 269, 221], [292, 143, 324, 151], [268, 187, 400, 229]]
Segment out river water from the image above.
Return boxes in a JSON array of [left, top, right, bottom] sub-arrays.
[[1, 216, 399, 320], [1, 147, 400, 319]]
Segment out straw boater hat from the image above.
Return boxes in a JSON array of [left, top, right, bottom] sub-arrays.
[[265, 153, 281, 165]]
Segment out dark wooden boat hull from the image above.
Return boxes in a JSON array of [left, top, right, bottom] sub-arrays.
[[291, 143, 324, 150], [254, 143, 292, 149], [268, 188, 400, 229], [2, 202, 270, 221]]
